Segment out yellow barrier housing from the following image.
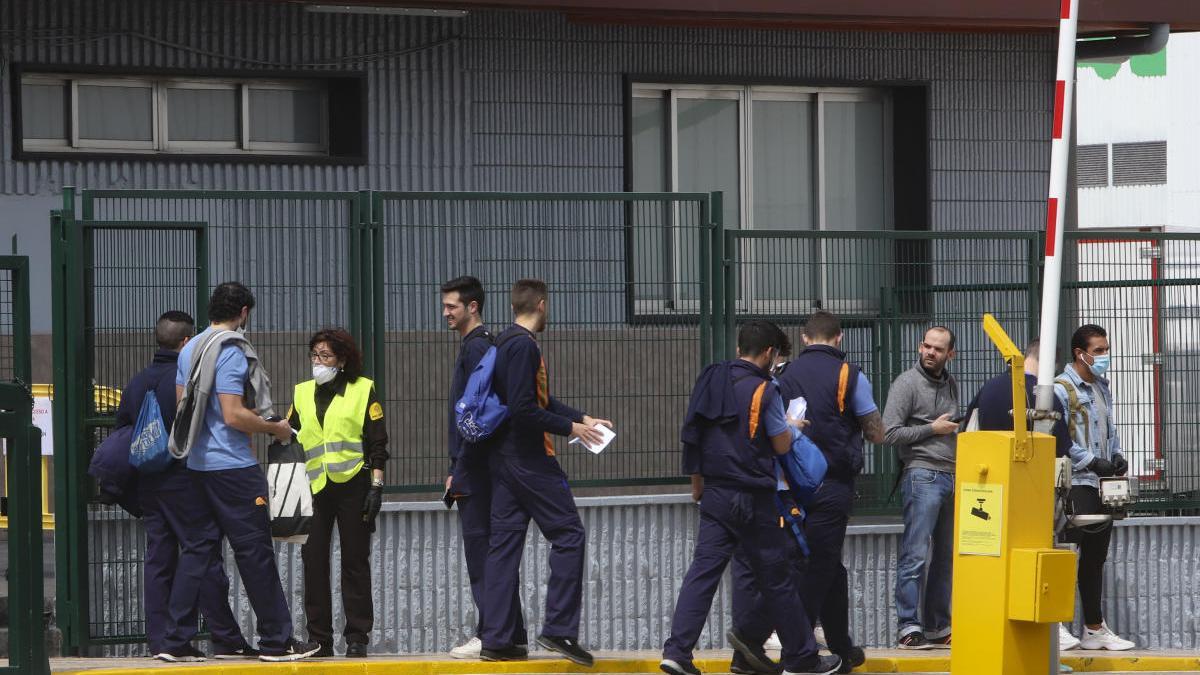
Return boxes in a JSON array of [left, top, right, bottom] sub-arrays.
[[950, 315, 1076, 675]]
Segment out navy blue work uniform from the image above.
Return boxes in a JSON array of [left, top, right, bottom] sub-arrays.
[[447, 325, 526, 644], [773, 344, 871, 658], [664, 359, 820, 672], [114, 348, 247, 655], [964, 372, 1071, 457], [480, 324, 586, 649]]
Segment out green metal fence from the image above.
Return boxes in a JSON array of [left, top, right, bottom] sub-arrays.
[[48, 187, 1200, 649], [371, 192, 716, 490], [719, 230, 1043, 514], [0, 255, 49, 674]]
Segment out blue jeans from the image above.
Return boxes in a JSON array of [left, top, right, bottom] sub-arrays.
[[895, 467, 954, 639]]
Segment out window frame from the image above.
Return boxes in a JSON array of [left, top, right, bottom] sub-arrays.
[[242, 80, 330, 154], [13, 67, 347, 160], [71, 76, 159, 151], [161, 79, 242, 152], [628, 81, 895, 317], [18, 74, 71, 150]]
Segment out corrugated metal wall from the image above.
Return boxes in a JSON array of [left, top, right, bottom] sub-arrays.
[[2, 0, 1054, 230], [93, 497, 1200, 656]]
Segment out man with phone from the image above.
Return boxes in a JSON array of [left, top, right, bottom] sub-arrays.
[[883, 326, 960, 650]]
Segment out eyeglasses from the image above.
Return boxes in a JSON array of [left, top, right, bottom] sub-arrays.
[[310, 351, 337, 361]]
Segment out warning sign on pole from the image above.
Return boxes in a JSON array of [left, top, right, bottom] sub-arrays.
[[958, 482, 1003, 556]]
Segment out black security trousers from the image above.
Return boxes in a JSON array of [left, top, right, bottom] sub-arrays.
[[1060, 485, 1112, 626], [302, 469, 374, 646]]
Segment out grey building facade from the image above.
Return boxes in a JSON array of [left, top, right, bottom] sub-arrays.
[[2, 0, 1055, 339]]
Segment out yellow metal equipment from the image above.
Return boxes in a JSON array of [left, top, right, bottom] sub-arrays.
[[0, 383, 122, 530], [950, 315, 1076, 675]]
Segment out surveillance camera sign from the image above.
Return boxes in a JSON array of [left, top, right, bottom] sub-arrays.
[[958, 482, 1003, 556]]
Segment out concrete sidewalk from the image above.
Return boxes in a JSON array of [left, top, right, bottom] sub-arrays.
[[43, 649, 1200, 674]]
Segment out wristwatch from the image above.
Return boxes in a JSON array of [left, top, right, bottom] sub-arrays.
[[371, 478, 385, 488]]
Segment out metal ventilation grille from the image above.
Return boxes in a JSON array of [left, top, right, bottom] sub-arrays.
[[1113, 141, 1167, 186], [1077, 143, 1109, 188]]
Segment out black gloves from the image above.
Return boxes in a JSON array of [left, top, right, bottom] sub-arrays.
[[362, 482, 383, 533], [1112, 454, 1129, 477], [1089, 457, 1116, 478]]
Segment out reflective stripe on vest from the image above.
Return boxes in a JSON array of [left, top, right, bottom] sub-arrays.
[[293, 377, 373, 494]]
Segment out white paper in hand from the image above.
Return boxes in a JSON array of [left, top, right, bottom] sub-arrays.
[[787, 396, 808, 422], [569, 424, 616, 454]]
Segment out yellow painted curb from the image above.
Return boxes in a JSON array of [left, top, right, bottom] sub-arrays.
[[54, 653, 1200, 675], [1062, 654, 1200, 672]]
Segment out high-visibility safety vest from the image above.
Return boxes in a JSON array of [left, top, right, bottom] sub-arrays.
[[293, 377, 373, 494]]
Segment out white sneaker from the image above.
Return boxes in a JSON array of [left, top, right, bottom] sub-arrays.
[[813, 624, 827, 649], [764, 631, 782, 650], [450, 636, 482, 659], [1058, 624, 1080, 651], [1078, 622, 1135, 651]]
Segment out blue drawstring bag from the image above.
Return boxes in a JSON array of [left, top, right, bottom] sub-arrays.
[[455, 333, 522, 443], [129, 391, 171, 474], [779, 431, 828, 506], [455, 346, 508, 443]]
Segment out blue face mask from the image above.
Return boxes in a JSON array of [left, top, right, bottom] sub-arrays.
[[1086, 353, 1110, 377]]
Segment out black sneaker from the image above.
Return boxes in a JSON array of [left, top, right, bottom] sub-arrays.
[[660, 658, 702, 675], [154, 645, 205, 662], [312, 641, 334, 657], [345, 642, 368, 658], [835, 646, 865, 674], [537, 634, 594, 667], [727, 630, 780, 674], [259, 638, 323, 662], [213, 643, 260, 659], [783, 654, 842, 675], [926, 633, 951, 649], [897, 632, 933, 650], [731, 649, 782, 674], [480, 645, 529, 661]]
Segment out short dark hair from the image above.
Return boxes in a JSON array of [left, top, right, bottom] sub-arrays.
[[802, 311, 841, 341], [738, 319, 792, 358], [511, 278, 548, 316], [926, 325, 956, 351], [441, 276, 485, 313], [308, 328, 364, 382], [208, 282, 256, 323], [1024, 339, 1040, 359], [155, 311, 194, 349], [1071, 324, 1107, 355]]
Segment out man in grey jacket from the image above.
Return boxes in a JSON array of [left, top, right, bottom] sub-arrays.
[[883, 326, 959, 650]]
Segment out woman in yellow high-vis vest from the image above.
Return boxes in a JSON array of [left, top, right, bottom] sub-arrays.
[[287, 328, 389, 658]]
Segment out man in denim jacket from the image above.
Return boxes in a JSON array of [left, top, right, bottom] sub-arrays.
[[1054, 324, 1135, 651]]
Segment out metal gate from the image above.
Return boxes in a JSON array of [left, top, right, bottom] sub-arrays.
[[51, 188, 366, 650], [0, 254, 49, 674]]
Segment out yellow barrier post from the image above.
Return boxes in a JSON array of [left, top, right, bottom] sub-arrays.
[[950, 315, 1076, 675]]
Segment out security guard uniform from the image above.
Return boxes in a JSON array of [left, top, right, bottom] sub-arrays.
[[289, 373, 389, 650]]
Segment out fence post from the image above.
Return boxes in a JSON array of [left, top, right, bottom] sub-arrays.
[[0, 380, 49, 674]]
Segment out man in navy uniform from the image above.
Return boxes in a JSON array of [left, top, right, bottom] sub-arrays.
[[661, 320, 841, 675], [772, 311, 882, 674], [441, 275, 527, 659], [116, 311, 252, 659], [478, 279, 612, 667]]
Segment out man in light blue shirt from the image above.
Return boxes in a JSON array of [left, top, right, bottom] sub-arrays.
[[157, 282, 321, 664]]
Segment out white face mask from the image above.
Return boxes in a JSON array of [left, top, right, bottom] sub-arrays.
[[312, 364, 339, 385]]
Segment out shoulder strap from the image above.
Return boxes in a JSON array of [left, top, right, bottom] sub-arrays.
[[1055, 377, 1089, 446], [836, 363, 851, 414], [466, 329, 495, 346]]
